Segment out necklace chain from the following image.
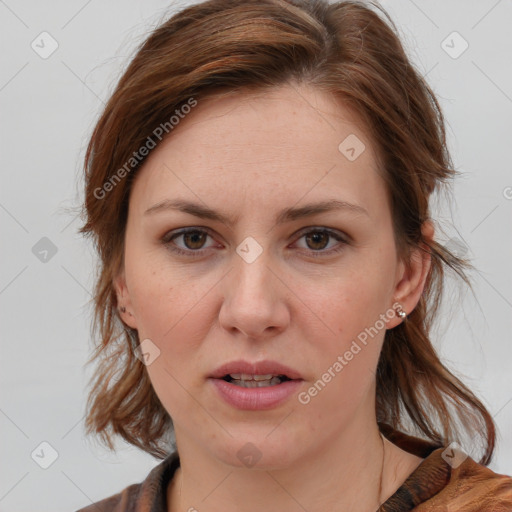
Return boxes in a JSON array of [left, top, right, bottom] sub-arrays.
[[377, 432, 386, 509]]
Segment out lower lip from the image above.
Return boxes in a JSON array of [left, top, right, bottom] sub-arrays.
[[209, 378, 303, 410]]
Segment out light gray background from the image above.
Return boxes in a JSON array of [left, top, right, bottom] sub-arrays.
[[1, 1, 511, 510]]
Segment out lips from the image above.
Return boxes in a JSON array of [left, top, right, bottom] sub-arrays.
[[210, 360, 303, 381], [209, 359, 303, 410]]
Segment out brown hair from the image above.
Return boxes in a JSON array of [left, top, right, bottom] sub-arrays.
[[79, 0, 496, 463]]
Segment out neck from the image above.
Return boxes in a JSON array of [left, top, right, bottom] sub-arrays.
[[168, 418, 393, 512]]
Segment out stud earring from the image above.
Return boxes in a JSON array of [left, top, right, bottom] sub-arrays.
[[119, 306, 126, 313], [394, 303, 407, 319]]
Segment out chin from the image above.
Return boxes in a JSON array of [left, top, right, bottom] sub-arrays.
[[209, 430, 303, 470]]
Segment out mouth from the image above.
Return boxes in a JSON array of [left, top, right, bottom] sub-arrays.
[[210, 359, 303, 383], [221, 373, 292, 388], [209, 360, 303, 410]]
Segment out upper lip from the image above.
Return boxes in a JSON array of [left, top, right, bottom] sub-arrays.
[[210, 360, 303, 380]]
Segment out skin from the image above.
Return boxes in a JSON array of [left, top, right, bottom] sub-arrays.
[[115, 83, 434, 511]]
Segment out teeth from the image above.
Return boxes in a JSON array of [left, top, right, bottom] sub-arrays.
[[229, 373, 277, 381], [231, 376, 282, 388]]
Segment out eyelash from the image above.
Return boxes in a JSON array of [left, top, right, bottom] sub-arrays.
[[161, 227, 349, 259]]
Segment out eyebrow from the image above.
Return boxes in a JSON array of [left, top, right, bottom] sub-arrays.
[[144, 198, 369, 225]]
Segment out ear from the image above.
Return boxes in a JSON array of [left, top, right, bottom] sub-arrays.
[[387, 220, 434, 329], [113, 271, 138, 330]]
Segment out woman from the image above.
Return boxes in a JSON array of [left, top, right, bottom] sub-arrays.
[[77, 0, 512, 510]]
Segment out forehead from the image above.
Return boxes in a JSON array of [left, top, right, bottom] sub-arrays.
[[154, 84, 375, 165], [130, 84, 388, 221]]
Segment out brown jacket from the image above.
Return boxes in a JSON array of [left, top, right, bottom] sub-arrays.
[[76, 428, 512, 511]]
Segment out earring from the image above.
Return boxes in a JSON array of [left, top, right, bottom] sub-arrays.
[[395, 303, 407, 319], [119, 306, 126, 313]]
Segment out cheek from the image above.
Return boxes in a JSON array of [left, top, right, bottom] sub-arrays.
[[297, 288, 385, 429], [124, 246, 177, 336], [293, 256, 393, 404], [124, 257, 212, 420], [125, 247, 219, 363], [300, 259, 392, 340]]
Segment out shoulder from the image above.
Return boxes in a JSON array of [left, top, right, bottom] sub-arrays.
[[396, 446, 512, 511], [379, 426, 512, 511], [425, 452, 512, 511], [75, 452, 180, 512]]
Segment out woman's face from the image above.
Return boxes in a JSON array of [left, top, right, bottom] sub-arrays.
[[116, 83, 424, 468]]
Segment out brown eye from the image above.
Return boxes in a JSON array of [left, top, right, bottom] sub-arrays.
[[305, 231, 330, 251], [293, 228, 348, 258], [162, 227, 348, 259], [162, 228, 216, 257], [181, 230, 208, 250]]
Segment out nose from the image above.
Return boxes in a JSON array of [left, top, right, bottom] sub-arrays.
[[218, 250, 290, 340]]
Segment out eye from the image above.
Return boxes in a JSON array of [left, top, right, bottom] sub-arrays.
[[162, 228, 217, 257], [292, 227, 348, 258], [161, 227, 349, 258]]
